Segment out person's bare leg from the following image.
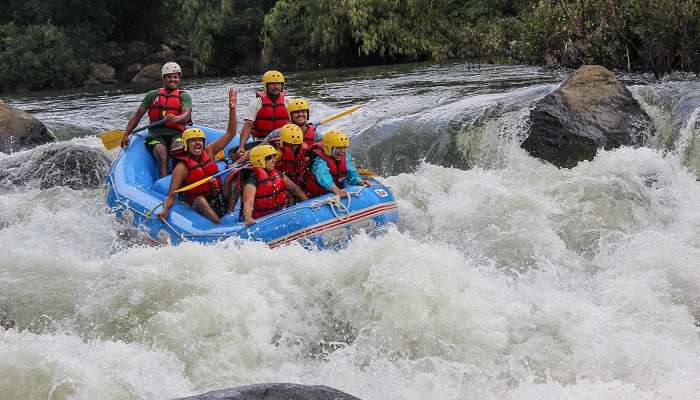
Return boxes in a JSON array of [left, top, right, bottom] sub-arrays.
[[152, 144, 169, 177], [192, 196, 221, 224]]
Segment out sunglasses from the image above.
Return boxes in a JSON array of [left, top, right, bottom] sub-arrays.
[[264, 154, 275, 161]]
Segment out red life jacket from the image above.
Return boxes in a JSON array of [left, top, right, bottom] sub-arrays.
[[244, 167, 288, 219], [276, 142, 309, 186], [252, 91, 289, 139], [147, 88, 187, 132], [304, 145, 348, 198], [303, 123, 317, 145], [175, 151, 221, 200]]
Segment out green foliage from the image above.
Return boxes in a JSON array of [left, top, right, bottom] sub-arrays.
[[261, 0, 357, 68], [513, 0, 699, 74], [0, 23, 87, 91], [178, 0, 276, 73], [0, 0, 697, 92]]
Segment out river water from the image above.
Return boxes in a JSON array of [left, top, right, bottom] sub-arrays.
[[2, 62, 700, 399]]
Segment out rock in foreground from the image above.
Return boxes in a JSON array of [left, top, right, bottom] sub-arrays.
[[0, 99, 55, 153], [174, 383, 362, 400], [0, 142, 111, 190], [521, 65, 653, 168]]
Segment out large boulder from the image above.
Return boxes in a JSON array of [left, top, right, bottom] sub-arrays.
[[0, 100, 55, 153], [90, 63, 117, 84], [131, 63, 163, 83], [174, 383, 361, 400], [521, 65, 654, 168], [0, 142, 111, 190], [116, 62, 144, 82]]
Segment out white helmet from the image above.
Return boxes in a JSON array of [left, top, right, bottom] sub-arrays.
[[161, 62, 182, 76]]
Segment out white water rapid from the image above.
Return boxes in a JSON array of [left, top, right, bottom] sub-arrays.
[[1, 63, 699, 399]]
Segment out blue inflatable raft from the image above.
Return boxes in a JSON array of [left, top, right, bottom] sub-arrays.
[[105, 125, 398, 249]]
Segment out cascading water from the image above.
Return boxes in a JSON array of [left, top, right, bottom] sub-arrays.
[[1, 63, 699, 400]]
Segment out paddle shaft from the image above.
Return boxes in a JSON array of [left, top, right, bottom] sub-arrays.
[[130, 119, 167, 135], [318, 104, 363, 125], [174, 163, 249, 193]]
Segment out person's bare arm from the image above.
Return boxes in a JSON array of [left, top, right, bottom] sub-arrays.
[[208, 88, 238, 158], [157, 163, 187, 220], [236, 120, 254, 157], [166, 106, 191, 125], [283, 175, 308, 201], [241, 183, 257, 225], [121, 106, 147, 148]]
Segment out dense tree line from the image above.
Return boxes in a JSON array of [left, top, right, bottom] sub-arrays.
[[0, 0, 697, 92]]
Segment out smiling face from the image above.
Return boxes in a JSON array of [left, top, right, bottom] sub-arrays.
[[162, 73, 181, 90], [290, 110, 308, 126], [186, 137, 205, 156]]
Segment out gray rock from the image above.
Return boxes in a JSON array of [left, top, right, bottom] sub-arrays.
[[521, 65, 654, 168], [174, 383, 361, 400], [91, 63, 117, 84], [0, 309, 14, 330], [0, 100, 55, 153], [0, 142, 111, 190], [116, 62, 144, 82], [131, 63, 163, 83]]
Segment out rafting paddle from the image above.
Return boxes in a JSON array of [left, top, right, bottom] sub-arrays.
[[174, 162, 250, 193], [318, 103, 365, 125], [99, 119, 166, 150]]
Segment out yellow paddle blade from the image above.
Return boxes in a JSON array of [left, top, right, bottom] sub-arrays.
[[357, 167, 377, 177], [319, 104, 363, 125], [100, 129, 126, 150], [174, 175, 213, 193]]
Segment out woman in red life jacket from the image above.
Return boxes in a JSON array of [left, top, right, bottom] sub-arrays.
[[304, 130, 370, 198], [121, 62, 193, 177], [239, 144, 308, 226], [157, 89, 238, 224]]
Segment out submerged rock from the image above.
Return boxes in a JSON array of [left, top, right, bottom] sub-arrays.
[[521, 65, 653, 168], [0, 100, 55, 153], [0, 309, 14, 330], [0, 142, 110, 190], [174, 383, 361, 400]]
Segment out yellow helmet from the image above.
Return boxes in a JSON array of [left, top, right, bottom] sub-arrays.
[[287, 98, 309, 119], [181, 127, 206, 150], [250, 144, 279, 168], [279, 123, 304, 145], [322, 130, 350, 156], [262, 70, 284, 89]]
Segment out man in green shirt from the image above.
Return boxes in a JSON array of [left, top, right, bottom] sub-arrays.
[[121, 62, 193, 177]]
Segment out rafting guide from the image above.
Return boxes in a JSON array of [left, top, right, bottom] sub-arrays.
[[121, 62, 193, 177]]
